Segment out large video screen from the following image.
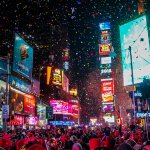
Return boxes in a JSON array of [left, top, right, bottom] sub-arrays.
[[13, 33, 33, 79], [119, 15, 150, 86]]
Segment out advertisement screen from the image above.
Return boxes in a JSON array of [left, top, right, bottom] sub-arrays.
[[102, 104, 114, 112], [13, 33, 33, 79], [7, 115, 24, 126], [101, 79, 114, 103], [24, 94, 35, 115], [50, 100, 77, 116], [31, 79, 40, 96], [50, 100, 69, 115], [99, 22, 111, 30], [47, 67, 63, 87], [119, 15, 150, 85], [10, 76, 31, 93], [103, 114, 115, 123], [0, 58, 8, 81], [63, 74, 69, 93], [99, 44, 111, 56], [100, 31, 111, 44], [25, 116, 38, 125], [37, 104, 46, 120], [101, 57, 111, 64], [10, 89, 24, 114], [0, 80, 6, 102]]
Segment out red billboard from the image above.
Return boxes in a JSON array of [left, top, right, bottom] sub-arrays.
[[99, 44, 111, 56], [101, 79, 114, 103], [24, 94, 35, 115], [63, 74, 69, 93]]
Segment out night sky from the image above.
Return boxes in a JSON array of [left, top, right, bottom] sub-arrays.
[[0, 0, 138, 98]]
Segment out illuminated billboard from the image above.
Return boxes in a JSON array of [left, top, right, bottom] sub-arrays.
[[99, 22, 111, 30], [101, 57, 111, 64], [50, 100, 78, 116], [47, 67, 63, 87], [100, 31, 111, 44], [103, 113, 114, 123], [101, 78, 114, 103], [99, 44, 111, 56], [13, 33, 33, 79], [119, 15, 150, 85], [63, 74, 69, 93]]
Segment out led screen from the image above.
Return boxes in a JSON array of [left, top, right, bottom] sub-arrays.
[[13, 33, 33, 79], [102, 104, 114, 112], [99, 22, 111, 30], [120, 15, 150, 85]]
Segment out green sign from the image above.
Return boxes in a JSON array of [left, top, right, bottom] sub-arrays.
[[46, 106, 53, 119]]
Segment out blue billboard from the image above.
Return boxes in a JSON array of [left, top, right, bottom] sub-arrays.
[[99, 22, 111, 30], [0, 58, 7, 81], [119, 15, 150, 86], [10, 76, 31, 93], [13, 33, 33, 79]]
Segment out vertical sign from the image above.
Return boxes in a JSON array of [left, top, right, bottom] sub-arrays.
[[46, 106, 53, 119], [2, 105, 9, 119]]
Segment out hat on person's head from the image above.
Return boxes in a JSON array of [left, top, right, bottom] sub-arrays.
[[72, 143, 83, 150], [118, 143, 133, 150]]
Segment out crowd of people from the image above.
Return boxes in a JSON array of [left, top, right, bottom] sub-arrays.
[[0, 123, 149, 150]]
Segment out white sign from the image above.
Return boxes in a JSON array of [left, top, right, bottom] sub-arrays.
[[2, 105, 9, 119], [101, 57, 111, 64]]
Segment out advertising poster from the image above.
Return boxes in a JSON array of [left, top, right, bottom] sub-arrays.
[[46, 67, 63, 87], [24, 94, 35, 115], [119, 15, 150, 86], [10, 89, 24, 114], [99, 44, 111, 56], [25, 116, 38, 125], [13, 33, 33, 79], [101, 79, 114, 103], [63, 74, 69, 93], [102, 104, 114, 112], [0, 58, 8, 81], [100, 31, 111, 44], [10, 76, 31, 93], [37, 104, 46, 120], [52, 68, 63, 87], [63, 48, 69, 61], [99, 22, 111, 31], [31, 79, 40, 96], [50, 100, 69, 115], [0, 80, 6, 102], [7, 115, 24, 126]]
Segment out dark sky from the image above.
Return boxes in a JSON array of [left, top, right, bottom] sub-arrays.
[[0, 0, 138, 86]]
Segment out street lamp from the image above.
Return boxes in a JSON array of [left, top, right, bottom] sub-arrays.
[[129, 46, 136, 124]]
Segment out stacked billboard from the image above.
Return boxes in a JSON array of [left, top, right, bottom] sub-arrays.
[[99, 22, 115, 123], [62, 48, 69, 71]]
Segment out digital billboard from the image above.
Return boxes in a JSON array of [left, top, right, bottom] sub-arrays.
[[10, 76, 31, 93], [101, 57, 111, 64], [13, 33, 33, 79], [101, 78, 114, 103], [50, 100, 78, 116], [99, 22, 111, 30], [119, 15, 150, 86], [37, 104, 46, 120], [63, 74, 69, 93], [46, 67, 63, 87], [99, 44, 111, 56], [24, 94, 35, 115]]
